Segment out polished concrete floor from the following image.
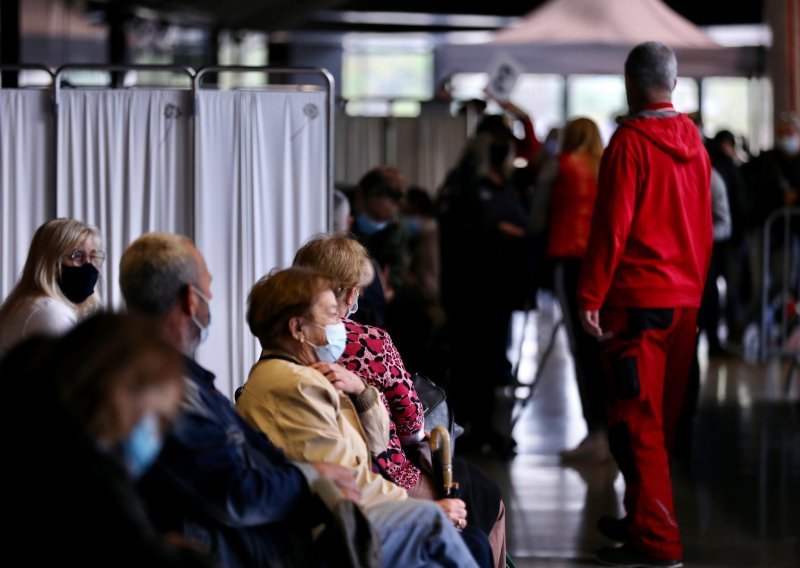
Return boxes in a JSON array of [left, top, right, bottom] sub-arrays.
[[460, 295, 800, 567]]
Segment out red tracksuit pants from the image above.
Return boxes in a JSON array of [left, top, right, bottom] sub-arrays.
[[598, 306, 698, 560]]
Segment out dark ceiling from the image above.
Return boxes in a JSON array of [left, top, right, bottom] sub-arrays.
[[131, 0, 765, 32]]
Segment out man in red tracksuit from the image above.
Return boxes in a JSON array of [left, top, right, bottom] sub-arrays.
[[578, 42, 712, 568]]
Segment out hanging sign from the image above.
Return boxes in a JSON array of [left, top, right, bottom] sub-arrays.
[[484, 52, 524, 102]]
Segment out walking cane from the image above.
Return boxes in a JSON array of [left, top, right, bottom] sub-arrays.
[[429, 425, 459, 498]]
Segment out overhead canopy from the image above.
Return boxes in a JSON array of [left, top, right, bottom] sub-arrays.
[[437, 0, 764, 79]]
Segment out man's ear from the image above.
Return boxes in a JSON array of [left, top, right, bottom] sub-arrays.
[[179, 284, 194, 316]]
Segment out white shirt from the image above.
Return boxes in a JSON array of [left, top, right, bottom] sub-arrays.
[[0, 296, 77, 359]]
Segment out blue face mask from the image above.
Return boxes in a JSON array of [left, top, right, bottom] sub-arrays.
[[305, 321, 347, 363], [356, 214, 390, 235], [403, 216, 423, 237], [544, 139, 560, 156], [778, 135, 800, 156], [122, 412, 163, 478]]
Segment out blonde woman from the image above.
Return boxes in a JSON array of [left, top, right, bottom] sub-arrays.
[[545, 117, 609, 462], [0, 218, 104, 357]]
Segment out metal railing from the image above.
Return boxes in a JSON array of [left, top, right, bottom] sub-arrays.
[[759, 207, 799, 369]]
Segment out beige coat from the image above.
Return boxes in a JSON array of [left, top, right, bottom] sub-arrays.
[[236, 357, 406, 510]]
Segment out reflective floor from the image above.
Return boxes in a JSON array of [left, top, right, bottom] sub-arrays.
[[461, 295, 800, 567]]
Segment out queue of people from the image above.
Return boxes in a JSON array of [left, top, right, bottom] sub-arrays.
[[1, 39, 796, 568]]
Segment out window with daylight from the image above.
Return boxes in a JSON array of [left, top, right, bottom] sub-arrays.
[[342, 34, 433, 116]]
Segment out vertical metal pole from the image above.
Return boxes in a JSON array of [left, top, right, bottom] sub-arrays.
[[189, 76, 198, 242], [781, 209, 791, 347], [0, 0, 21, 88], [761, 216, 771, 362], [312, 68, 336, 231], [697, 79, 704, 129], [107, 4, 128, 88]]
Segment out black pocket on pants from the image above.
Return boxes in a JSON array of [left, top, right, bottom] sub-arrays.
[[612, 356, 640, 399], [627, 308, 674, 331]]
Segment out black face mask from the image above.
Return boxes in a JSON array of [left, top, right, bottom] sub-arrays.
[[58, 264, 99, 304]]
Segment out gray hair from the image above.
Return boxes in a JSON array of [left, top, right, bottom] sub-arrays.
[[119, 232, 200, 316], [624, 41, 677, 93]]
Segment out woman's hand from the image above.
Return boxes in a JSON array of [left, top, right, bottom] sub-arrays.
[[311, 362, 366, 395], [435, 498, 468, 531]]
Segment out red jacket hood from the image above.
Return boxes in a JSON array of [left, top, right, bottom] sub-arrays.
[[618, 111, 702, 164]]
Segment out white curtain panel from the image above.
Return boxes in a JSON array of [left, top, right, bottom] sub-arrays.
[[394, 111, 468, 194], [195, 89, 328, 400], [55, 89, 192, 309], [0, 89, 54, 301], [334, 111, 385, 187]]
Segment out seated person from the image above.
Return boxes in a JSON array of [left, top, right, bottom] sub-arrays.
[[293, 233, 507, 568], [236, 266, 489, 568], [0, 218, 105, 358], [351, 166, 407, 301], [119, 232, 370, 568], [3, 312, 214, 567]]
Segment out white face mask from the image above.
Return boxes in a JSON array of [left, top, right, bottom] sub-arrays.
[[304, 321, 347, 363], [191, 286, 211, 344], [346, 293, 360, 318]]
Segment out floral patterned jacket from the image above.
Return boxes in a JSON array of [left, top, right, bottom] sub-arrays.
[[339, 318, 425, 491]]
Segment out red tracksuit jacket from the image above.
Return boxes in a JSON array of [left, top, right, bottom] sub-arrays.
[[577, 104, 713, 311]]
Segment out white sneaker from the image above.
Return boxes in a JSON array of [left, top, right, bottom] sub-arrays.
[[559, 431, 613, 462]]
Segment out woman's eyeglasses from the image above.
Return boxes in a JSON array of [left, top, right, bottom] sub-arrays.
[[66, 249, 106, 267]]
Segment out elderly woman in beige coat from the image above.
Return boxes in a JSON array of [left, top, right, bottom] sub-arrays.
[[235, 266, 485, 568]]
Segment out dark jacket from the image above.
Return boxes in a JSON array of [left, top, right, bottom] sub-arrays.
[[139, 357, 320, 568], [9, 394, 214, 568]]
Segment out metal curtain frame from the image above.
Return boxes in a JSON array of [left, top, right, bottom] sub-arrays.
[[1, 65, 58, 217], [193, 65, 336, 232], [52, 64, 197, 234], [0, 64, 55, 87], [53, 63, 196, 112], [510, 311, 564, 432], [760, 206, 800, 361]]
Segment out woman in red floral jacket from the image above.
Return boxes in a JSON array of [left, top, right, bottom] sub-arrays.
[[293, 233, 508, 568]]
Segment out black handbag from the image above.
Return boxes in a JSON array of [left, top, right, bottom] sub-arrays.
[[411, 373, 463, 451]]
